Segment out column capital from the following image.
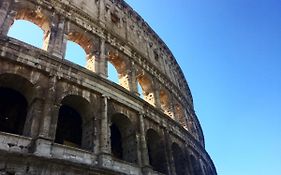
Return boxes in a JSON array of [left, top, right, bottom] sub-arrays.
[[102, 94, 111, 99], [138, 111, 145, 116]]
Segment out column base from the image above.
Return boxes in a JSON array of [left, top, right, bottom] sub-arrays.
[[142, 165, 154, 175], [32, 137, 53, 157], [97, 152, 112, 168]]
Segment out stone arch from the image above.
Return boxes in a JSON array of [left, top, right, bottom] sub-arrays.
[[0, 73, 36, 104], [136, 81, 144, 98], [64, 21, 101, 71], [65, 31, 96, 69], [107, 50, 130, 90], [0, 73, 35, 136], [160, 88, 174, 118], [58, 83, 92, 104], [7, 6, 51, 50], [203, 165, 213, 175], [145, 129, 168, 174], [67, 32, 93, 55], [189, 154, 203, 175], [187, 115, 200, 140], [55, 95, 93, 150], [174, 102, 188, 129], [172, 143, 188, 175], [110, 113, 138, 164], [108, 61, 119, 84], [202, 164, 208, 175], [0, 60, 48, 88], [136, 71, 155, 106]]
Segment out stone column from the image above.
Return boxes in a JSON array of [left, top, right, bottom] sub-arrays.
[[98, 0, 106, 27], [199, 158, 206, 175], [86, 46, 99, 73], [24, 97, 44, 138], [33, 75, 58, 157], [164, 131, 176, 175], [47, 14, 66, 58], [94, 38, 107, 78], [99, 95, 110, 154], [135, 133, 142, 166], [39, 75, 58, 138], [0, 0, 11, 33], [0, 7, 15, 36], [139, 113, 154, 175], [184, 145, 194, 175], [128, 61, 138, 95], [98, 95, 111, 167], [139, 113, 150, 166], [153, 79, 161, 109]]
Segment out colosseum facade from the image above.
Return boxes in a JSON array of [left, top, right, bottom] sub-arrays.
[[0, 0, 216, 174]]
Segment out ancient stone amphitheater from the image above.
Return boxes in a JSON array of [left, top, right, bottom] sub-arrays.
[[0, 0, 216, 174]]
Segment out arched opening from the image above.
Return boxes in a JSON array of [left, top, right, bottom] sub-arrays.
[[55, 95, 92, 150], [7, 8, 50, 50], [55, 105, 82, 147], [146, 129, 168, 174], [0, 87, 27, 135], [65, 41, 87, 67], [160, 89, 174, 118], [137, 73, 155, 106], [8, 20, 44, 48], [108, 62, 119, 84], [172, 143, 187, 175], [203, 165, 208, 175], [107, 51, 129, 90], [137, 81, 144, 99], [0, 73, 35, 137], [190, 155, 203, 175], [65, 32, 95, 71], [110, 123, 123, 159], [204, 165, 213, 175], [188, 117, 199, 139], [175, 103, 188, 129], [110, 113, 137, 163]]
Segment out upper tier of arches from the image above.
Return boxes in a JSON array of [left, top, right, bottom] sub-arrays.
[[0, 0, 205, 145]]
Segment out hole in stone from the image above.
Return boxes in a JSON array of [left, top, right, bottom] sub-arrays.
[[65, 41, 87, 67], [0, 87, 28, 135], [110, 123, 123, 159], [137, 82, 144, 99], [172, 143, 187, 175], [108, 62, 119, 84], [8, 20, 44, 49], [111, 12, 120, 24], [146, 129, 168, 174], [7, 172, 15, 175], [55, 105, 82, 148], [110, 114, 138, 164]]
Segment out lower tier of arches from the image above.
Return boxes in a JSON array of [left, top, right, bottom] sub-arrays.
[[0, 40, 216, 175]]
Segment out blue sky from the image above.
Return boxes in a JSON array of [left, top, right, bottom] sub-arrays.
[[124, 0, 281, 174], [7, 0, 281, 174]]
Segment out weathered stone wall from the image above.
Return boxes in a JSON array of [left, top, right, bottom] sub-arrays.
[[0, 0, 216, 175]]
